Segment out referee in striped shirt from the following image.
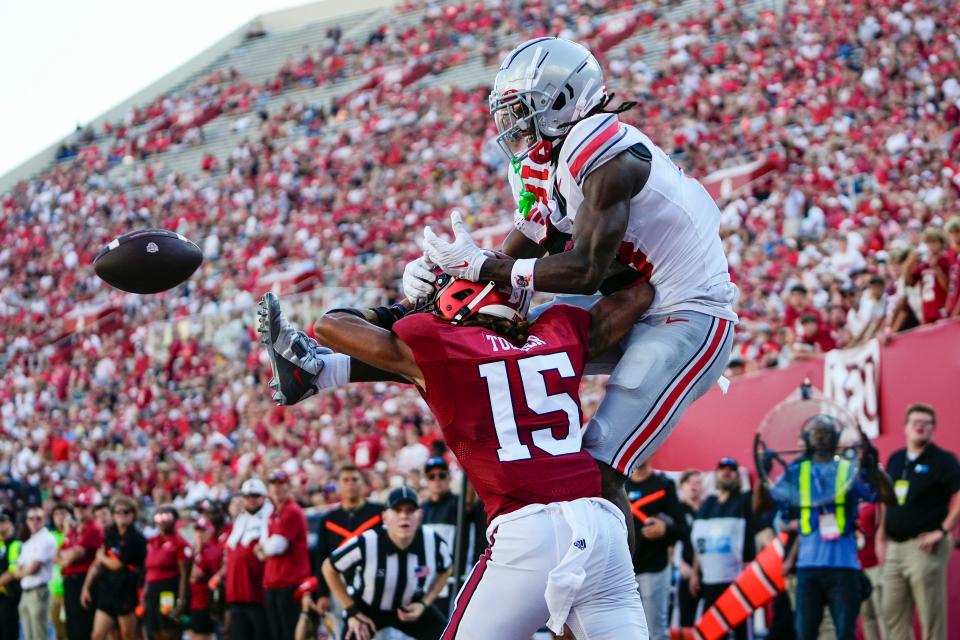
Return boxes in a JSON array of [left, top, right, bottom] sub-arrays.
[[321, 486, 451, 640]]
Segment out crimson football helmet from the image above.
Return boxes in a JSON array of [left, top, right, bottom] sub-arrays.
[[429, 251, 531, 324], [433, 274, 532, 325]]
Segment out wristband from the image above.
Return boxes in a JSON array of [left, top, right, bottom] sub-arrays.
[[510, 259, 537, 291], [345, 604, 360, 619]]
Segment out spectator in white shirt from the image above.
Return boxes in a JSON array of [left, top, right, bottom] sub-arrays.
[[848, 276, 888, 345], [16, 507, 57, 640], [395, 425, 430, 474]]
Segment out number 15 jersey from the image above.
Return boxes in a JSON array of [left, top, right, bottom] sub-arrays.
[[392, 305, 601, 523]]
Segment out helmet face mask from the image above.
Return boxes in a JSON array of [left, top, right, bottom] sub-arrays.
[[489, 37, 606, 164], [490, 89, 549, 162]]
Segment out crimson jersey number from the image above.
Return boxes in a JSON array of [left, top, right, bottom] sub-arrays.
[[477, 352, 582, 462]]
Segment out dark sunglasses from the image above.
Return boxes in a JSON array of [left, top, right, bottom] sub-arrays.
[[113, 509, 133, 516], [427, 472, 449, 480]]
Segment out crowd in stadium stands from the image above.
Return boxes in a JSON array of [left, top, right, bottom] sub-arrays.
[[2, 403, 957, 640], [1, 0, 960, 635]]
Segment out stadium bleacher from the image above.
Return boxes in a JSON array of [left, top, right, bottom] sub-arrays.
[[0, 0, 956, 526]]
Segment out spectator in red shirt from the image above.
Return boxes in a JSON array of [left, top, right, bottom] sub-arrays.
[[187, 516, 222, 640], [783, 284, 821, 332], [796, 314, 836, 355], [144, 506, 192, 640], [262, 470, 309, 640], [857, 502, 885, 640], [56, 489, 104, 640], [350, 423, 383, 470], [224, 478, 271, 640], [907, 228, 951, 324]]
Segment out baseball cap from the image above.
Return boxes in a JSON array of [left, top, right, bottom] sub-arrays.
[[717, 457, 739, 470], [424, 457, 449, 474], [387, 486, 420, 510], [267, 469, 290, 484], [240, 478, 267, 496], [0, 508, 14, 523]]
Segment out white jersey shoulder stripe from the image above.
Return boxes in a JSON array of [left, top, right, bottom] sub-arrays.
[[576, 127, 629, 184], [563, 114, 618, 174]]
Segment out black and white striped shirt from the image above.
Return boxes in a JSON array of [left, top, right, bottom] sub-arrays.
[[329, 526, 451, 612]]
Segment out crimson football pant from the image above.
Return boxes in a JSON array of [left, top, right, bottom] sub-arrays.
[[442, 498, 648, 639]]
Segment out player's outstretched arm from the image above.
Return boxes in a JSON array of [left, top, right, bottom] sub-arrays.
[[481, 151, 649, 294], [585, 279, 655, 359], [313, 311, 425, 389], [500, 227, 548, 259]]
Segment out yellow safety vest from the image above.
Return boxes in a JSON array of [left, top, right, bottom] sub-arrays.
[[799, 459, 850, 536], [0, 538, 22, 597]]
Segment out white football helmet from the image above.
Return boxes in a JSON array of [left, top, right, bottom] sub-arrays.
[[489, 37, 607, 163]]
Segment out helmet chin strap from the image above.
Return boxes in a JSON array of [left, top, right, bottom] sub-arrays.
[[452, 281, 497, 324]]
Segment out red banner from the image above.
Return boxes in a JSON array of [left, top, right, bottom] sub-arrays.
[[701, 156, 778, 201]]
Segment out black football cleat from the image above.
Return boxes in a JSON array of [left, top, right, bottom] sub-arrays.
[[257, 292, 332, 405]]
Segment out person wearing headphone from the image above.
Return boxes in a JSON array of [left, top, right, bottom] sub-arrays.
[[757, 416, 895, 640]]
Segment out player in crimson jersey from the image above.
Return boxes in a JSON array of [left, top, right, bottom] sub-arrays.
[[257, 272, 653, 638], [404, 38, 736, 551]]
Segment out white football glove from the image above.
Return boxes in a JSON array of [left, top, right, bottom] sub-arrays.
[[402, 255, 437, 304], [423, 211, 488, 282]]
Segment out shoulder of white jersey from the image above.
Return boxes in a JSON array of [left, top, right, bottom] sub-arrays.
[[559, 113, 630, 186]]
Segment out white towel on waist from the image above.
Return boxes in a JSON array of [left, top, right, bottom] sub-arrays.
[[544, 498, 605, 634]]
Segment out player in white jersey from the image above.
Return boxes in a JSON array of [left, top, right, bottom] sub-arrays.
[[406, 37, 736, 551]]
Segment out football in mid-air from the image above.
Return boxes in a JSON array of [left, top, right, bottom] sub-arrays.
[[93, 229, 203, 294]]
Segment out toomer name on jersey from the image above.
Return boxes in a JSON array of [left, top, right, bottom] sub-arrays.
[[483, 333, 548, 353]]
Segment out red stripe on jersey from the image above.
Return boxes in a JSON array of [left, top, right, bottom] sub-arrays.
[[615, 319, 730, 473], [442, 531, 495, 639], [520, 165, 549, 181], [569, 120, 620, 179]]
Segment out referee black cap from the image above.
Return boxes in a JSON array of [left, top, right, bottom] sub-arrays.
[[387, 486, 420, 510]]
